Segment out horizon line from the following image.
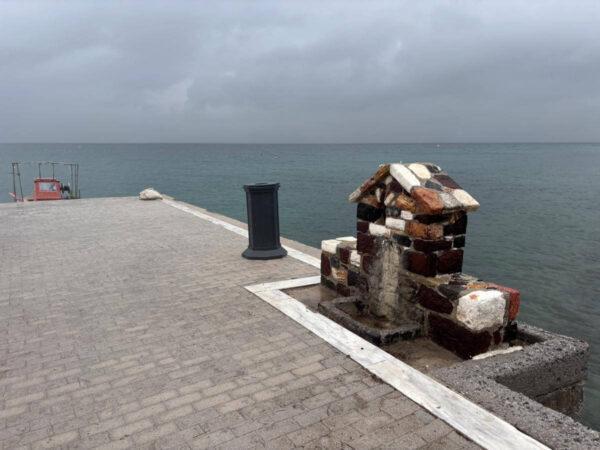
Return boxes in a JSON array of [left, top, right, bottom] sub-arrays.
[[1, 141, 600, 145]]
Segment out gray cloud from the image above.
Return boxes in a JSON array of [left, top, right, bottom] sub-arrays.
[[1, 0, 599, 142]]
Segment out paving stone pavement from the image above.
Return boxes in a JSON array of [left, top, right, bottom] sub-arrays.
[[0, 198, 480, 449]]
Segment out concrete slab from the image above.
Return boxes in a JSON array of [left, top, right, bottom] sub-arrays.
[[0, 197, 477, 449]]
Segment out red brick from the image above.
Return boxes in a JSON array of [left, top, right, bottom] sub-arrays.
[[357, 232, 376, 255], [338, 247, 350, 264], [413, 239, 451, 253], [405, 251, 437, 277], [417, 287, 453, 314], [320, 253, 331, 276], [357, 220, 369, 233], [428, 314, 492, 359], [437, 249, 463, 274]]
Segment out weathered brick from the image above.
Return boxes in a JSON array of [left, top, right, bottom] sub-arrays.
[[321, 252, 331, 276], [357, 203, 384, 222], [417, 286, 453, 314], [413, 239, 452, 253], [357, 232, 376, 255], [437, 249, 464, 274], [428, 314, 492, 359], [405, 221, 444, 240], [405, 251, 437, 277], [444, 212, 468, 235]]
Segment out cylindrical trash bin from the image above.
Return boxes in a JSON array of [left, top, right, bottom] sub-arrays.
[[242, 183, 287, 260]]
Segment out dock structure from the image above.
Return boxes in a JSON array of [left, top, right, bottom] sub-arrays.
[[0, 197, 535, 449]]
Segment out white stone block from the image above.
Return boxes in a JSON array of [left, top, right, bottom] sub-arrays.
[[408, 163, 432, 180], [456, 290, 506, 332], [400, 211, 414, 220], [453, 189, 480, 211], [384, 193, 395, 206], [337, 236, 357, 243], [321, 239, 340, 254], [385, 217, 405, 231], [390, 164, 421, 192], [368, 223, 390, 237], [350, 250, 361, 267]]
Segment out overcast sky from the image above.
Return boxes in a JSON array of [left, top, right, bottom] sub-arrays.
[[1, 1, 599, 143]]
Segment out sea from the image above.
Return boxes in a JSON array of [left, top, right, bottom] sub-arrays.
[[1, 143, 598, 429]]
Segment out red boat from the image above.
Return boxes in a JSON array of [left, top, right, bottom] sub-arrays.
[[10, 161, 80, 202]]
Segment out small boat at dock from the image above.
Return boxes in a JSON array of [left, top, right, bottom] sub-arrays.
[[9, 161, 80, 202]]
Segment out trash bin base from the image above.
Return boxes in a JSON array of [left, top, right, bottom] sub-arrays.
[[242, 247, 287, 260]]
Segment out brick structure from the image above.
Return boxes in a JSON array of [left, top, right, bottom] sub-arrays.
[[321, 163, 521, 359]]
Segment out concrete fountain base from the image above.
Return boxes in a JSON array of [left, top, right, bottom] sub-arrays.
[[318, 296, 420, 345], [287, 285, 599, 448]]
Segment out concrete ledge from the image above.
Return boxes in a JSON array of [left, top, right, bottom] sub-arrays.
[[434, 324, 599, 449]]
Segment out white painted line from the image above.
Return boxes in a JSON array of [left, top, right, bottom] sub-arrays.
[[162, 198, 547, 450], [163, 199, 320, 268], [245, 277, 548, 450]]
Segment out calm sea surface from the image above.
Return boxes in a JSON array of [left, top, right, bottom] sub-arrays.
[[1, 143, 599, 429]]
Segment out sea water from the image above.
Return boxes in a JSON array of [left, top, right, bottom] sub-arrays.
[[1, 142, 598, 429]]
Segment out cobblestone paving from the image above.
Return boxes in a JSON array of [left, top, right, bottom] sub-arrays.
[[0, 198, 479, 449]]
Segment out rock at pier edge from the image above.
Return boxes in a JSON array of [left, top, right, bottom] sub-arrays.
[[321, 162, 519, 360]]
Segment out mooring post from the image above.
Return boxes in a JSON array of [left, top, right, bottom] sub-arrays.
[[242, 183, 287, 260]]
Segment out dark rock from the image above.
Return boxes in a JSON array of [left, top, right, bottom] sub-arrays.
[[330, 255, 340, 269], [424, 163, 442, 174], [347, 269, 360, 287], [417, 286, 453, 314], [361, 254, 374, 274], [453, 235, 466, 248], [428, 314, 492, 359], [437, 249, 463, 274], [386, 207, 402, 218], [443, 212, 468, 235], [357, 220, 369, 233], [433, 174, 462, 190], [357, 203, 384, 222], [494, 329, 503, 345], [321, 275, 336, 290], [413, 239, 451, 253], [338, 246, 350, 264], [438, 283, 466, 300], [357, 232, 376, 255], [503, 321, 518, 343], [393, 233, 412, 248], [414, 213, 451, 224], [388, 178, 405, 194], [425, 179, 444, 191]]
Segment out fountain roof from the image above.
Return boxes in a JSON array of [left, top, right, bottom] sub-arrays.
[[348, 162, 479, 214]]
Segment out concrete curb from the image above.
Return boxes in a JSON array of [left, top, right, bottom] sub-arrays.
[[434, 324, 599, 449]]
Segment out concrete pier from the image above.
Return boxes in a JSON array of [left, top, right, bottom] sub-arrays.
[[0, 197, 479, 449]]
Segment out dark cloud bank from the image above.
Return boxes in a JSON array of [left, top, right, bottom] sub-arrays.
[[1, 1, 599, 143]]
